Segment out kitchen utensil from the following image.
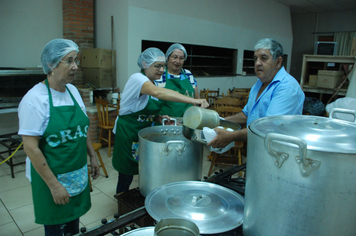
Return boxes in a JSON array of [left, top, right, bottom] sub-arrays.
[[183, 106, 219, 129]]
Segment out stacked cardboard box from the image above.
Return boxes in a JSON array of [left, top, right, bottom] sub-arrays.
[[317, 70, 344, 89], [308, 75, 318, 86], [81, 48, 116, 88]]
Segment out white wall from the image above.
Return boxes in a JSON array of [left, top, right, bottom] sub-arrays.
[[0, 0, 63, 68], [95, 0, 293, 93], [0, 0, 293, 94]]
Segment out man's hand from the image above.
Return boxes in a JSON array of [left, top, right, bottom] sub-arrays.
[[207, 128, 234, 148]]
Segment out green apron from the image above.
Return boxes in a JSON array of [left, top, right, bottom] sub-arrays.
[[31, 79, 91, 225], [159, 69, 195, 117], [112, 95, 162, 175]]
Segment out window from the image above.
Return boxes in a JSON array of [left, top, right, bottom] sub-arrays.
[[243, 50, 255, 76], [142, 40, 237, 77]]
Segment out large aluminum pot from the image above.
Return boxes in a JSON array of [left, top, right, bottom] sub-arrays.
[[138, 121, 203, 197], [244, 109, 356, 236]]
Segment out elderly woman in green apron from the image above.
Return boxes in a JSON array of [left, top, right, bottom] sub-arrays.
[[113, 47, 208, 194], [18, 39, 100, 236], [154, 43, 200, 118]]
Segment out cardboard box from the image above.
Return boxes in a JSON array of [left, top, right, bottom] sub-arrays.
[[82, 68, 116, 88], [351, 38, 356, 56], [308, 75, 318, 86], [81, 48, 116, 68], [317, 70, 344, 89]]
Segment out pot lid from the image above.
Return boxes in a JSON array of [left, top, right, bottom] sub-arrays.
[[144, 181, 244, 234], [249, 115, 356, 153], [120, 227, 154, 235]]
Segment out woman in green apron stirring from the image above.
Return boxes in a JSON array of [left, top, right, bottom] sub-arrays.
[[18, 39, 100, 236], [154, 43, 200, 118], [113, 47, 208, 194]]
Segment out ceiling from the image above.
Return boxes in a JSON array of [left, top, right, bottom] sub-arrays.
[[275, 0, 356, 14]]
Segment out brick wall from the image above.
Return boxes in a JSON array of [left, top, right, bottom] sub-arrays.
[[63, 0, 94, 86], [62, 0, 100, 142], [62, 1, 119, 144]]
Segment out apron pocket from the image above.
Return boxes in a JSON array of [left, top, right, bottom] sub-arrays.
[[57, 164, 88, 197]]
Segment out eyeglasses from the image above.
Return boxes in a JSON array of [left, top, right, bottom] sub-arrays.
[[60, 59, 80, 66], [153, 64, 166, 70], [170, 55, 185, 62]]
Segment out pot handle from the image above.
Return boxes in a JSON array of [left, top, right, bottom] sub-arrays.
[[265, 133, 320, 177], [162, 118, 177, 126], [163, 140, 186, 156], [329, 108, 356, 123]]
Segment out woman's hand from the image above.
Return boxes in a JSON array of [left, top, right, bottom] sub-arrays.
[[195, 99, 209, 108], [90, 155, 100, 180], [50, 183, 71, 205], [157, 115, 176, 125]]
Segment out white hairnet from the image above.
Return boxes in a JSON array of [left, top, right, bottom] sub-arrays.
[[41, 39, 79, 74], [166, 43, 187, 61], [137, 47, 165, 69]]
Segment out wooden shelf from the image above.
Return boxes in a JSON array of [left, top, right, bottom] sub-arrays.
[[302, 85, 347, 96], [300, 54, 356, 103]]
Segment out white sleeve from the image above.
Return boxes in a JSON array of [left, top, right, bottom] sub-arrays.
[[119, 73, 151, 115]]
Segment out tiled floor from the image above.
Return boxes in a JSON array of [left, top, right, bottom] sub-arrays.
[[0, 143, 233, 236]]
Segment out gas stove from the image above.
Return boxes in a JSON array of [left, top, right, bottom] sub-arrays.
[[74, 164, 246, 236]]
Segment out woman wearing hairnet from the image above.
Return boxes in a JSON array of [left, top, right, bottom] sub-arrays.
[[113, 47, 208, 194], [154, 43, 200, 117], [18, 39, 100, 236]]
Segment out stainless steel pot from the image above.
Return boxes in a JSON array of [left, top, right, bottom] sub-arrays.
[[244, 109, 356, 236], [138, 122, 203, 197]]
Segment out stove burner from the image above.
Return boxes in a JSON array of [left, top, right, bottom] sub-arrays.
[[205, 163, 246, 196]]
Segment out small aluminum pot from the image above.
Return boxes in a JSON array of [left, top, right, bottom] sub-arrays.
[[183, 119, 241, 144], [154, 218, 200, 236]]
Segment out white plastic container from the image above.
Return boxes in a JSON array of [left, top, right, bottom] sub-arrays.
[[183, 106, 220, 129]]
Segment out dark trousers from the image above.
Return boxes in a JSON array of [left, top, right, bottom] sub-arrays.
[[116, 172, 133, 194], [44, 218, 79, 236]]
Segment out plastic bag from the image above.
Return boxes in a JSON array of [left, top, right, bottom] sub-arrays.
[[203, 127, 235, 154], [303, 97, 325, 116], [326, 97, 356, 122]]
